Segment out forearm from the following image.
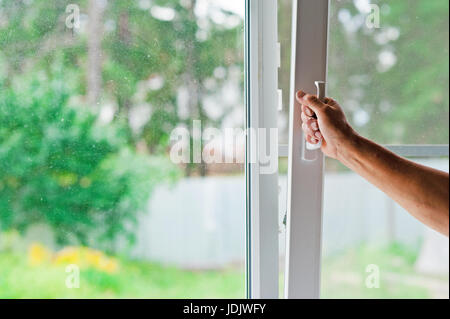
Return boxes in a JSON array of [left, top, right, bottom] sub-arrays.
[[337, 133, 449, 236], [296, 90, 449, 235]]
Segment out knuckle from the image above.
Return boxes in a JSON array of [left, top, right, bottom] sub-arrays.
[[305, 94, 316, 102], [301, 112, 307, 121], [324, 106, 334, 115]]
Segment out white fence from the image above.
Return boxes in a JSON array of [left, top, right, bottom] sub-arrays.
[[8, 160, 449, 274], [126, 159, 448, 273]]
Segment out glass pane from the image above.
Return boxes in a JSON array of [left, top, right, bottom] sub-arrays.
[[325, 0, 449, 298], [321, 157, 449, 298], [328, 0, 449, 144], [0, 0, 245, 298]]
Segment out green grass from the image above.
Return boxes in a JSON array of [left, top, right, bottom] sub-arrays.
[[321, 243, 448, 299], [0, 252, 245, 298], [0, 243, 447, 298]]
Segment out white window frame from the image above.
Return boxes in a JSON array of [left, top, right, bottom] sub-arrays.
[[282, 0, 449, 299], [246, 0, 449, 300], [284, 0, 329, 299], [245, 0, 279, 299]]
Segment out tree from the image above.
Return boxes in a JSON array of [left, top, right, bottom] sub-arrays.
[[327, 0, 449, 144], [103, 0, 244, 175], [0, 0, 244, 170], [0, 73, 177, 247]]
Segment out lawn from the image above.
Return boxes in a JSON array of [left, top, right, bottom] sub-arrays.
[[0, 243, 447, 298], [321, 243, 448, 299], [0, 250, 245, 298]]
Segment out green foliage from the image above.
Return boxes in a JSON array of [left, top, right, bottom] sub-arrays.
[[0, 244, 445, 298], [0, 249, 245, 298], [328, 0, 449, 144], [320, 243, 444, 299], [0, 75, 178, 245], [0, 0, 244, 173]]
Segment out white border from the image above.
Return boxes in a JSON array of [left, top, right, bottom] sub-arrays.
[[245, 0, 279, 299], [284, 0, 329, 299]]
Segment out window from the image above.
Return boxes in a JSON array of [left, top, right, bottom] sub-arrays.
[[0, 0, 246, 298], [1, 0, 448, 300], [328, 0, 449, 145], [246, 0, 280, 298], [321, 0, 449, 299], [281, 0, 449, 299]]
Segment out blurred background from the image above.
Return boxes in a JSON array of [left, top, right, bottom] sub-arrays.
[[277, 0, 449, 299], [0, 0, 448, 298]]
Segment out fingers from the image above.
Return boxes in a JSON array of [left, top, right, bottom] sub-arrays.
[[305, 132, 320, 145], [301, 106, 322, 144], [302, 123, 322, 139], [301, 113, 319, 131], [301, 119, 322, 141], [301, 104, 314, 117], [314, 131, 322, 139], [301, 107, 320, 131], [302, 122, 314, 136], [296, 90, 327, 114], [323, 97, 335, 105], [300, 110, 311, 123]]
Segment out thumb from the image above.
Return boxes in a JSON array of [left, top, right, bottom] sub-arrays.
[[296, 91, 326, 115]]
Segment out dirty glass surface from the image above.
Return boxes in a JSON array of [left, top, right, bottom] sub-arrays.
[[322, 0, 449, 298], [0, 0, 246, 298], [277, 0, 449, 299]]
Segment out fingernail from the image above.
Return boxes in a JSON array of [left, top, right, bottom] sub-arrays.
[[315, 132, 322, 139], [311, 138, 317, 143], [305, 108, 313, 116], [311, 122, 318, 130]]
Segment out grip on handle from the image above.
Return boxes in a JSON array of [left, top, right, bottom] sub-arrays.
[[305, 81, 326, 150]]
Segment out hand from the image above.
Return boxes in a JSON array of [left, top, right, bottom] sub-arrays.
[[296, 90, 358, 160]]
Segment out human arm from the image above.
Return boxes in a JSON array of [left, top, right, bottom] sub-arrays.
[[297, 90, 449, 236]]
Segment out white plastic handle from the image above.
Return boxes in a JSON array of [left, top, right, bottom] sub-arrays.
[[306, 81, 326, 150]]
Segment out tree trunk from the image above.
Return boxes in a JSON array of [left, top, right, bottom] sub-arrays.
[[184, 0, 208, 176], [87, 0, 105, 107], [118, 12, 132, 118]]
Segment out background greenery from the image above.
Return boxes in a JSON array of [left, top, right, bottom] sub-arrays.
[[328, 0, 449, 144], [0, 0, 240, 245], [278, 0, 449, 144], [0, 74, 178, 246], [0, 0, 448, 298], [0, 243, 445, 298]]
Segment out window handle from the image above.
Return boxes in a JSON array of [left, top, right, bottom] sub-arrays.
[[306, 81, 326, 150]]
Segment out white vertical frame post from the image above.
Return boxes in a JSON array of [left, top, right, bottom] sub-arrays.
[[245, 0, 279, 299], [285, 0, 329, 298]]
